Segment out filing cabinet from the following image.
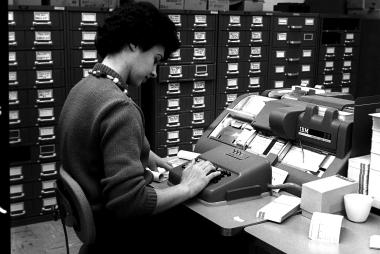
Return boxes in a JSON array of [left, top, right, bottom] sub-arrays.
[[8, 5, 65, 227], [316, 15, 361, 93], [142, 10, 217, 158], [268, 13, 319, 90]]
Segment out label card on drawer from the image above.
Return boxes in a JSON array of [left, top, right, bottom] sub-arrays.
[[10, 166, 22, 177], [275, 66, 284, 73], [83, 68, 91, 77], [10, 184, 23, 194], [229, 31, 240, 40], [251, 47, 261, 55], [229, 15, 240, 25], [342, 87, 350, 93], [11, 202, 24, 213], [252, 16, 263, 25], [170, 66, 182, 75], [228, 62, 238, 71], [81, 13, 96, 22], [9, 52, 16, 62], [227, 93, 237, 102], [251, 32, 262, 40], [325, 61, 334, 68], [167, 114, 179, 124], [346, 33, 354, 40], [82, 31, 96, 41], [345, 47, 353, 53], [344, 61, 352, 67], [227, 78, 237, 87], [304, 33, 313, 40], [36, 51, 52, 61], [193, 96, 205, 106], [250, 62, 261, 71], [168, 146, 179, 156], [168, 15, 181, 25], [9, 110, 19, 121], [326, 47, 335, 54], [250, 77, 260, 85], [39, 108, 54, 118], [9, 91, 18, 101], [301, 79, 310, 86], [39, 126, 54, 137], [193, 112, 204, 121], [9, 129, 20, 140], [42, 180, 55, 190], [196, 65, 208, 75], [277, 33, 287, 41], [168, 83, 180, 92], [303, 49, 312, 57], [34, 11, 50, 21], [275, 81, 284, 88], [324, 75, 333, 81], [305, 18, 314, 26], [167, 130, 179, 140], [228, 47, 239, 56], [35, 31, 51, 41], [167, 98, 179, 108], [9, 31, 15, 42], [302, 65, 311, 72], [343, 73, 351, 80], [37, 70, 52, 80], [41, 162, 56, 173], [38, 89, 53, 99], [9, 71, 17, 82], [276, 50, 285, 58], [43, 197, 56, 206], [278, 17, 288, 25], [194, 81, 205, 91], [195, 15, 206, 24], [194, 31, 205, 40], [193, 128, 203, 137], [9, 11, 14, 22], [170, 49, 180, 60], [83, 50, 97, 59], [194, 48, 205, 57]]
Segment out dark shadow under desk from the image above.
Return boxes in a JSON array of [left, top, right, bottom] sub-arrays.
[[244, 213, 380, 254]]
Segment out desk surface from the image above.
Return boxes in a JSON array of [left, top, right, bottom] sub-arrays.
[[184, 194, 276, 236], [244, 213, 380, 254]]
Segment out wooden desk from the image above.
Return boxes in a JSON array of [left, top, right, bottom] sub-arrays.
[[244, 213, 380, 254]]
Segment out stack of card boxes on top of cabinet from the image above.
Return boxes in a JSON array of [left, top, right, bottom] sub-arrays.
[[141, 9, 217, 158], [216, 11, 271, 115], [8, 6, 65, 226], [369, 113, 380, 209]]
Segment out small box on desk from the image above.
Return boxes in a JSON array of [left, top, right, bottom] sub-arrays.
[[301, 175, 358, 218], [208, 0, 229, 11]]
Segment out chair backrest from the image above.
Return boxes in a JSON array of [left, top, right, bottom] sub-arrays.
[[55, 167, 96, 245]]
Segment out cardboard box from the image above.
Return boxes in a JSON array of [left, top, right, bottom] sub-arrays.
[[184, 0, 207, 10], [159, 0, 184, 9], [135, 0, 159, 8], [208, 0, 229, 11], [301, 175, 358, 217]]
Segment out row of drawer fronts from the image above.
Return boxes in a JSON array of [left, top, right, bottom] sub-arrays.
[[316, 72, 356, 86], [9, 106, 61, 127], [321, 31, 360, 46], [156, 111, 213, 130], [9, 69, 65, 88], [10, 125, 57, 146], [155, 127, 205, 146], [167, 13, 217, 30], [217, 61, 268, 77], [166, 46, 216, 63], [8, 9, 64, 30], [10, 179, 57, 202], [10, 197, 57, 219], [218, 45, 269, 61], [319, 46, 358, 59], [10, 162, 58, 184], [9, 87, 66, 108], [9, 50, 65, 70], [158, 64, 216, 82], [317, 59, 357, 74], [157, 80, 215, 97], [10, 143, 59, 164], [157, 95, 215, 114], [217, 75, 265, 93], [9, 30, 64, 49], [154, 142, 196, 158]]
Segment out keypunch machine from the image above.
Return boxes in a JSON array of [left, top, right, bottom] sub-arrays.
[[169, 92, 354, 205]]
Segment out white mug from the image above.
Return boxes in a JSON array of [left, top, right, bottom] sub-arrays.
[[344, 193, 373, 223]]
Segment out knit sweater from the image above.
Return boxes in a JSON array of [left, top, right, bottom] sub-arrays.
[[58, 63, 157, 221]]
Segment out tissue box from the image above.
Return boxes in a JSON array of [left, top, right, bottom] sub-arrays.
[[301, 175, 358, 218]]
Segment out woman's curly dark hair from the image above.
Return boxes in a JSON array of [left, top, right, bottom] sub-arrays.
[[95, 1, 180, 61]]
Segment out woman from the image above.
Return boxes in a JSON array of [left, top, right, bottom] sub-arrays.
[[58, 1, 219, 252]]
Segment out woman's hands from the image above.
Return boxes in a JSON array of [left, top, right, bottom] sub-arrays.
[[148, 150, 173, 171]]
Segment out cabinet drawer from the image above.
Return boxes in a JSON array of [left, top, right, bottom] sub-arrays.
[[157, 80, 215, 97]]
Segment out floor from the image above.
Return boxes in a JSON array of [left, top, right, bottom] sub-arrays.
[[11, 219, 82, 254]]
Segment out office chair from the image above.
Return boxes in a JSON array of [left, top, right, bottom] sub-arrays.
[[55, 167, 96, 254]]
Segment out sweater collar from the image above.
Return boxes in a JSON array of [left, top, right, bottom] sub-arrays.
[[91, 63, 128, 92]]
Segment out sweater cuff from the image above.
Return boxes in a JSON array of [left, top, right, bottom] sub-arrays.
[[144, 186, 157, 214]]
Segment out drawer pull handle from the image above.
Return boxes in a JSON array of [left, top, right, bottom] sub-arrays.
[[80, 22, 98, 27], [40, 171, 58, 177], [38, 116, 55, 122], [39, 153, 56, 159], [166, 123, 180, 128], [33, 21, 52, 26], [35, 80, 54, 85], [35, 60, 53, 65], [10, 210, 26, 217]]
